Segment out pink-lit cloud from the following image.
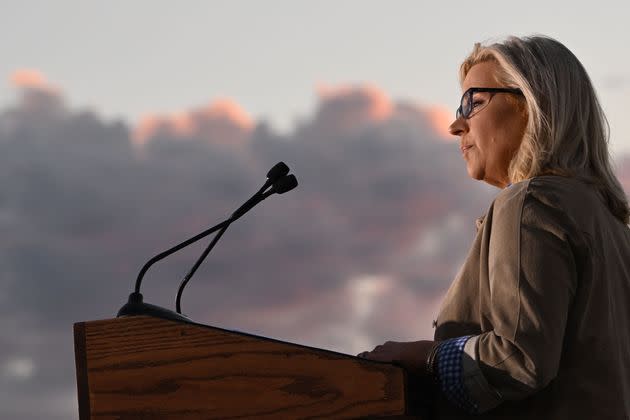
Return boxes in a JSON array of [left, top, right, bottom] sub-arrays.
[[10, 69, 58, 93], [133, 98, 254, 146], [424, 105, 454, 139], [316, 83, 393, 121], [313, 83, 394, 133]]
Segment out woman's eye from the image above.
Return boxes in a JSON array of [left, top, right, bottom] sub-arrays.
[[472, 100, 485, 108]]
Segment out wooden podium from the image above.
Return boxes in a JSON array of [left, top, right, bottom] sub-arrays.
[[74, 315, 431, 419]]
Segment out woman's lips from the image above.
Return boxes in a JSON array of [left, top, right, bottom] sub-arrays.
[[461, 145, 473, 154]]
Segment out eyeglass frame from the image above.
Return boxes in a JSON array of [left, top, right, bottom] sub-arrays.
[[456, 87, 524, 120]]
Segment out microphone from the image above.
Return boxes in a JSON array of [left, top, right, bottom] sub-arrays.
[[255, 161, 290, 196], [117, 162, 298, 322], [272, 174, 298, 194], [266, 162, 290, 187], [231, 174, 297, 219]]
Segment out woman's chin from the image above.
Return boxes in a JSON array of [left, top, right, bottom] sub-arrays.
[[465, 164, 483, 181]]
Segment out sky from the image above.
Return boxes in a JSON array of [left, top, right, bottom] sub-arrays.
[[2, 1, 629, 152], [1, 1, 629, 419]]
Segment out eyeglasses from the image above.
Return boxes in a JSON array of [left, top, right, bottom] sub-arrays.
[[456, 87, 524, 119]]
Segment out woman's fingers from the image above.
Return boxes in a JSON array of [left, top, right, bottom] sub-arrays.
[[357, 342, 392, 359]]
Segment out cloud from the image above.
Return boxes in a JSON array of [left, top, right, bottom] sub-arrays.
[[10, 69, 56, 92], [219, 273, 446, 355], [7, 70, 64, 117], [424, 105, 454, 139], [3, 357, 36, 381], [12, 77, 630, 419], [310, 83, 394, 136], [132, 98, 254, 146], [0, 78, 498, 418]]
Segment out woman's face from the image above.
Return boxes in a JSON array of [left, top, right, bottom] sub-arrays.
[[448, 61, 528, 188]]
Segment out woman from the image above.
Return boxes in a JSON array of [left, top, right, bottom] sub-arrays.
[[358, 35, 630, 418]]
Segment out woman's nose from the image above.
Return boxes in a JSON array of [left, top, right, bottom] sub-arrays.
[[448, 118, 467, 137]]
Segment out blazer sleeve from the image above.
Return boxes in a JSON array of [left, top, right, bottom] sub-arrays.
[[465, 182, 581, 410]]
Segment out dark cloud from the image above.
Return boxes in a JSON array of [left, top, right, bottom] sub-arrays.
[[0, 83, 499, 419]]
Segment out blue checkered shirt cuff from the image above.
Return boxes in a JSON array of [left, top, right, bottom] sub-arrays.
[[435, 335, 479, 414]]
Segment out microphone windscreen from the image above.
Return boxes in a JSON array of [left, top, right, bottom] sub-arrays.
[[274, 174, 298, 194], [267, 162, 290, 181]]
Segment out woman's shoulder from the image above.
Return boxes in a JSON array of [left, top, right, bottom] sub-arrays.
[[493, 175, 599, 211], [488, 175, 604, 239]]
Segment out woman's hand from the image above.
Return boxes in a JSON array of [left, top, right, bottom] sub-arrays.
[[357, 340, 438, 377]]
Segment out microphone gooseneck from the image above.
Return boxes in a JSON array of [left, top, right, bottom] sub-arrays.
[[117, 162, 298, 322], [175, 223, 229, 314]]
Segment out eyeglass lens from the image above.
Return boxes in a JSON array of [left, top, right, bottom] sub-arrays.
[[457, 90, 492, 119]]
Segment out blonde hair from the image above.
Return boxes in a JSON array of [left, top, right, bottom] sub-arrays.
[[460, 35, 629, 224]]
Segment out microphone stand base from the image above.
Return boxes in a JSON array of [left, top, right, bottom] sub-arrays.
[[117, 292, 192, 323]]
